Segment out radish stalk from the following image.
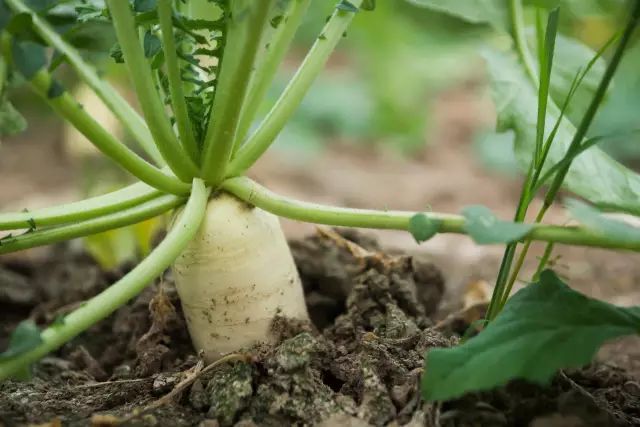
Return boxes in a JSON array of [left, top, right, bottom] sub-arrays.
[[172, 193, 309, 361]]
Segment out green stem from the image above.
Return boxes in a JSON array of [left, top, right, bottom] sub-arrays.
[[0, 179, 209, 381], [158, 0, 199, 163], [488, 6, 557, 320], [533, 242, 554, 281], [486, 161, 535, 320], [24, 69, 190, 195], [234, 0, 312, 149], [509, 0, 538, 84], [0, 194, 185, 255], [3, 0, 164, 165], [527, 33, 617, 200], [487, 246, 518, 319], [222, 177, 454, 229], [200, 0, 276, 186], [228, 0, 364, 175], [499, 207, 546, 309], [222, 177, 640, 251], [0, 182, 160, 230], [533, 8, 557, 167], [107, 0, 199, 181]]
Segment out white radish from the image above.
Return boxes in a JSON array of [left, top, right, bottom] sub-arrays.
[[172, 192, 309, 362]]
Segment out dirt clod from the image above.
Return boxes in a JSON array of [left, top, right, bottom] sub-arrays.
[[205, 363, 253, 426]]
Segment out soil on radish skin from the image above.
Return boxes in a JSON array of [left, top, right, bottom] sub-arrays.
[[1, 232, 639, 427]]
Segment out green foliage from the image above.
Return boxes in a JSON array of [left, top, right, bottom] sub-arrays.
[[46, 78, 64, 98], [405, 0, 508, 31], [10, 40, 46, 79], [361, 0, 375, 11], [566, 199, 640, 244], [270, 73, 372, 143], [422, 270, 640, 401], [134, 0, 157, 13], [0, 96, 27, 135], [336, 0, 359, 13], [594, 44, 640, 163], [532, 7, 558, 168], [473, 130, 520, 176], [142, 31, 161, 58], [545, 34, 607, 125], [290, 1, 480, 153], [0, 320, 42, 380], [0, 56, 27, 136], [462, 205, 533, 244], [409, 213, 440, 243], [24, 0, 56, 12], [0, 320, 42, 361], [484, 48, 640, 216], [109, 43, 124, 63], [0, 0, 11, 31]]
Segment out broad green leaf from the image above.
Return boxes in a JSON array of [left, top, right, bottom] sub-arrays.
[[143, 31, 162, 58], [565, 199, 640, 244], [462, 205, 533, 244], [11, 40, 47, 79], [5, 13, 41, 43], [0, 56, 26, 137], [422, 270, 640, 401], [473, 130, 520, 176], [484, 48, 640, 216], [404, 0, 508, 32], [133, 0, 156, 13], [24, 0, 56, 12], [409, 213, 440, 243], [0, 320, 42, 361]]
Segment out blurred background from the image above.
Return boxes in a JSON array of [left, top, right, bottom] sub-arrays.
[[1, 0, 640, 322]]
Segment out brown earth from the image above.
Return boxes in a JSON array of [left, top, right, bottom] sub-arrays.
[[1, 231, 639, 427]]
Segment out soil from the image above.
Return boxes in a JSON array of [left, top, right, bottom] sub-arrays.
[[1, 230, 639, 427]]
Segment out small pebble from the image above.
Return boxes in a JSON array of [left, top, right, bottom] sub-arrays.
[[152, 372, 179, 395], [111, 364, 132, 379]]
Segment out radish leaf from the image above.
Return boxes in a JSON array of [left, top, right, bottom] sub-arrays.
[[409, 213, 440, 243], [462, 205, 533, 244], [566, 199, 640, 243], [404, 0, 508, 32], [422, 270, 640, 401], [0, 320, 42, 361], [484, 48, 640, 215]]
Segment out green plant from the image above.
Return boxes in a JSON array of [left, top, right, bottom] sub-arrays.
[[408, 0, 640, 400], [284, 0, 482, 153], [0, 0, 639, 401]]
